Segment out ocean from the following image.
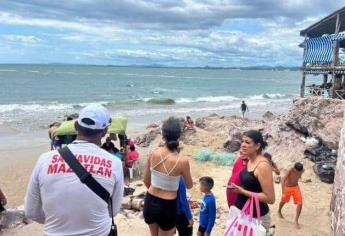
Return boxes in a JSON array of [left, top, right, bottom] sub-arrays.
[[0, 64, 319, 135]]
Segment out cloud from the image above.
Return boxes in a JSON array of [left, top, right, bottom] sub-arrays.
[[1, 0, 344, 30], [1, 34, 42, 43], [0, 1, 344, 66]]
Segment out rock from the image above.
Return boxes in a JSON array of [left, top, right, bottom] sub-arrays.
[[208, 113, 220, 117], [195, 118, 207, 129], [302, 178, 312, 183], [65, 113, 78, 120], [285, 97, 345, 150], [263, 111, 274, 120], [0, 208, 27, 229], [223, 131, 242, 152], [262, 115, 308, 162], [331, 116, 345, 236], [181, 129, 197, 145], [121, 196, 133, 210], [146, 123, 159, 129], [135, 128, 161, 147]]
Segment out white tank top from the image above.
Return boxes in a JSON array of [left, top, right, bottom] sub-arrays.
[[150, 150, 181, 191]]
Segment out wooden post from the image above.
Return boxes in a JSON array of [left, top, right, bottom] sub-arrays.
[[333, 74, 342, 98], [301, 38, 307, 98], [301, 73, 306, 97], [332, 14, 341, 98], [323, 74, 328, 87]]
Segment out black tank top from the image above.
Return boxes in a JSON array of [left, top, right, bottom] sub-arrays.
[[235, 167, 269, 217]]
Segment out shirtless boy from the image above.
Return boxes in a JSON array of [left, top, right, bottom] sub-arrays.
[[278, 162, 304, 229]]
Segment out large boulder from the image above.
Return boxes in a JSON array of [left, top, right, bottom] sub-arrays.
[[285, 97, 345, 149], [135, 128, 161, 147], [195, 118, 207, 129], [331, 115, 345, 236], [181, 129, 197, 145], [262, 115, 307, 163], [223, 131, 242, 152]]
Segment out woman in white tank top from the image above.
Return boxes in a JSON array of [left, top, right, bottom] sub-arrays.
[[143, 117, 193, 236]]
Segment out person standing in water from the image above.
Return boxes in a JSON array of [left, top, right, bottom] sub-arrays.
[[240, 101, 248, 118]]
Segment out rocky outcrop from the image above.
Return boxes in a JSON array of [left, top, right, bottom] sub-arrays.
[[262, 111, 275, 120], [285, 97, 345, 150], [262, 115, 307, 162], [331, 116, 345, 236], [181, 129, 197, 145], [195, 118, 207, 129], [135, 128, 161, 147], [146, 123, 159, 129], [223, 130, 242, 152]]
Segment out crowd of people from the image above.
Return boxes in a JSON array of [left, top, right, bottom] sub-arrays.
[[16, 104, 305, 236]]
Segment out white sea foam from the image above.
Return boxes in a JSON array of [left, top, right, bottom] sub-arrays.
[[248, 93, 294, 100], [0, 104, 71, 113], [0, 101, 112, 113]]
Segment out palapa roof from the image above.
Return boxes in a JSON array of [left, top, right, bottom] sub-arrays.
[[300, 6, 345, 38]]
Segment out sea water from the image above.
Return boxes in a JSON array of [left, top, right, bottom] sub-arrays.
[[0, 64, 320, 134]]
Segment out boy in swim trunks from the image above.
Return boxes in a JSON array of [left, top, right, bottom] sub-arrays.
[[278, 162, 304, 229]]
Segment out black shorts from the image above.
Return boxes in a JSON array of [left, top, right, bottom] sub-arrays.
[[198, 226, 206, 236], [176, 214, 193, 236], [143, 192, 177, 231]]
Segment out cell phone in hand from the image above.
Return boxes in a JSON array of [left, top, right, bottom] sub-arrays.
[[227, 183, 236, 189]]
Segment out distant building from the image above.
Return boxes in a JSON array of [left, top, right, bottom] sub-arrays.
[[299, 6, 345, 99]]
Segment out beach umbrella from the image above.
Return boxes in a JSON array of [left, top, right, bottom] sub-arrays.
[[108, 116, 128, 135], [53, 119, 77, 137], [53, 117, 128, 137]]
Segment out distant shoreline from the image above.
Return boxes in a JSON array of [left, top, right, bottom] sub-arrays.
[[0, 63, 300, 71]]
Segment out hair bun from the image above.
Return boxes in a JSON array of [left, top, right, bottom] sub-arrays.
[[166, 140, 179, 151]]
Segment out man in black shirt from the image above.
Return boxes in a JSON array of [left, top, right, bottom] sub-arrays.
[[241, 101, 248, 118], [102, 137, 119, 153]]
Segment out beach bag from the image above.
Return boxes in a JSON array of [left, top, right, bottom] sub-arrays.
[[224, 193, 266, 236]]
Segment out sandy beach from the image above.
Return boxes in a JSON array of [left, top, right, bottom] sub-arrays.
[[0, 115, 333, 236]]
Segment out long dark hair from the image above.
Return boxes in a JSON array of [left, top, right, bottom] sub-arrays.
[[243, 130, 267, 154], [162, 117, 181, 152]]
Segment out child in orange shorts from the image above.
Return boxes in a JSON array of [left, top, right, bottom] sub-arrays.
[[278, 162, 304, 229]]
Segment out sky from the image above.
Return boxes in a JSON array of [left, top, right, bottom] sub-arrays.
[[0, 1, 344, 67]]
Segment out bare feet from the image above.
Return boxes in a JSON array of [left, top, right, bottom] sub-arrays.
[[294, 222, 301, 229], [278, 211, 284, 219]]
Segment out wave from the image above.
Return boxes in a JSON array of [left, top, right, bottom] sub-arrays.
[[146, 98, 175, 105], [248, 93, 294, 100], [0, 101, 112, 113], [0, 103, 74, 113], [0, 93, 295, 113], [0, 69, 17, 72]]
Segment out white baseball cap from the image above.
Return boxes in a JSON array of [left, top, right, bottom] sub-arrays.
[[77, 104, 111, 130]]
